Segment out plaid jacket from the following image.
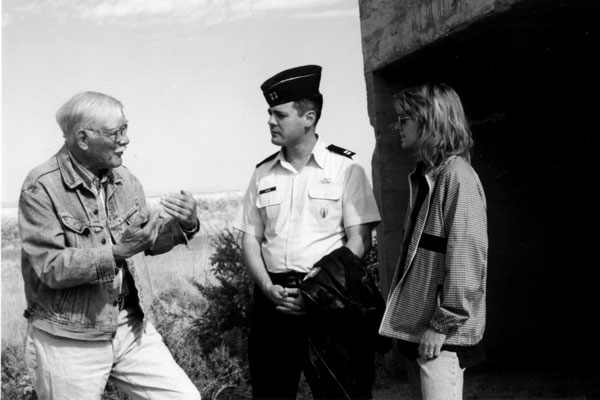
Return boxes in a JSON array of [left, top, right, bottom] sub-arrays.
[[379, 156, 488, 346]]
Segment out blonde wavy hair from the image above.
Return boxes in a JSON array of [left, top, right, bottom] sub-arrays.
[[394, 83, 473, 169]]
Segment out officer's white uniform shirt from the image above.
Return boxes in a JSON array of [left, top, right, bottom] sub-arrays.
[[235, 137, 381, 274]]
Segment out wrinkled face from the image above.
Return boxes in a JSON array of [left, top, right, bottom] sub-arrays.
[[396, 116, 420, 153], [267, 102, 308, 147], [80, 111, 130, 173]]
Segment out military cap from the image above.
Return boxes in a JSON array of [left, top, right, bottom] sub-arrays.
[[260, 65, 322, 107]]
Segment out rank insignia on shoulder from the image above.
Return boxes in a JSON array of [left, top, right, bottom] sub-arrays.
[[256, 151, 279, 168], [326, 144, 355, 159]]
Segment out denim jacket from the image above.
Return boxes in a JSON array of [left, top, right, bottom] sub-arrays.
[[19, 145, 193, 340]]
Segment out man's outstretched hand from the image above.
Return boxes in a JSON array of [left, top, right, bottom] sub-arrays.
[[113, 210, 161, 260]]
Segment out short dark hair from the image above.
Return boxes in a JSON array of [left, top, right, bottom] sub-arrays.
[[293, 94, 323, 125]]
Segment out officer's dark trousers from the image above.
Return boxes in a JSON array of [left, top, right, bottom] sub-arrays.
[[249, 287, 312, 399], [249, 274, 352, 400], [248, 274, 374, 400]]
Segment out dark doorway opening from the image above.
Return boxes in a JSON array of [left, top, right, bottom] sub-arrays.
[[373, 0, 598, 373]]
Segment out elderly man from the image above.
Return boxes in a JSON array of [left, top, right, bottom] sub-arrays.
[[236, 65, 382, 399], [19, 91, 201, 399]]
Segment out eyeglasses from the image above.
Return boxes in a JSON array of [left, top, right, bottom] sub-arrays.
[[395, 116, 413, 129], [85, 123, 128, 143]]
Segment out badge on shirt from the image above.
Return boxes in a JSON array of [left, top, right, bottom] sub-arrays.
[[259, 186, 276, 195], [320, 207, 329, 218]]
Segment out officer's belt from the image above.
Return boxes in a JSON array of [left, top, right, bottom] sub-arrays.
[[268, 272, 307, 288]]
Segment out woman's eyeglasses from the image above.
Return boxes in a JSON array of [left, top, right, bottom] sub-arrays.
[[393, 116, 412, 130]]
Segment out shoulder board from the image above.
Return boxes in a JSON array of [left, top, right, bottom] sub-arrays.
[[256, 151, 279, 168], [326, 144, 355, 159]]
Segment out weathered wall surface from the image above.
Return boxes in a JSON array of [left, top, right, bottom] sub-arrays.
[[360, 0, 518, 73]]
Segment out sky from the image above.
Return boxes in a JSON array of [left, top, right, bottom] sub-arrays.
[[1, 0, 376, 207]]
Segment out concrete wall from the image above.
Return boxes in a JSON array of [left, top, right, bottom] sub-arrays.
[[360, 0, 518, 73], [359, 0, 598, 371]]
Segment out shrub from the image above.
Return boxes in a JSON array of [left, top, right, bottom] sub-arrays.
[[191, 228, 253, 361], [1, 216, 19, 243], [149, 227, 253, 399], [363, 234, 381, 289], [1, 344, 36, 400]]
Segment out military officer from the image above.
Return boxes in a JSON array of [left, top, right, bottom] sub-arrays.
[[235, 65, 381, 399]]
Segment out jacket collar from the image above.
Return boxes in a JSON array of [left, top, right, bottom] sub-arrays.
[[410, 155, 458, 184], [57, 145, 123, 190]]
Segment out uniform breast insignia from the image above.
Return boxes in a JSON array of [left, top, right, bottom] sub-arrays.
[[320, 207, 329, 218], [256, 151, 279, 168], [326, 144, 355, 159]]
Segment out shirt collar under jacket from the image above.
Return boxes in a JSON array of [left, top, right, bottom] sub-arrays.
[[66, 148, 109, 194], [268, 135, 327, 171], [57, 145, 122, 191]]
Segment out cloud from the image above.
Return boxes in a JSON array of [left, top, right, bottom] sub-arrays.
[[2, 13, 12, 27], [81, 0, 209, 19], [234, 0, 344, 12], [2, 1, 46, 26], [2, 0, 355, 27]]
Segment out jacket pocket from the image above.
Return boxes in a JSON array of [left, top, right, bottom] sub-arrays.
[[308, 185, 342, 201], [59, 213, 90, 234], [59, 213, 91, 248], [256, 186, 284, 226], [108, 205, 139, 243], [256, 189, 283, 208], [308, 185, 343, 228], [53, 286, 92, 325], [122, 205, 139, 224]]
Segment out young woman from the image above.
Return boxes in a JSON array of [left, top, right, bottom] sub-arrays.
[[379, 83, 488, 400]]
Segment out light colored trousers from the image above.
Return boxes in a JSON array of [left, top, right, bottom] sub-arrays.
[[402, 350, 465, 400], [25, 308, 201, 400]]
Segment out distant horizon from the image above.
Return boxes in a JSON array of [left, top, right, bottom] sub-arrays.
[[1, 187, 247, 209]]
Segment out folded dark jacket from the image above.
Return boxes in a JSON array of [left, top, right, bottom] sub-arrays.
[[301, 246, 385, 321], [301, 246, 391, 355], [300, 247, 391, 399]]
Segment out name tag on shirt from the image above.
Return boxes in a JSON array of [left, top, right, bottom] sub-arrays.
[[259, 186, 277, 195]]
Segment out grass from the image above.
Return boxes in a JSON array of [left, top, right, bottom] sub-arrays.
[[2, 210, 26, 348], [1, 241, 25, 348]]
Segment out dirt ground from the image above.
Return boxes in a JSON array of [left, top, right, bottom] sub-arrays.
[[372, 366, 600, 400], [218, 365, 600, 400], [229, 358, 600, 400]]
